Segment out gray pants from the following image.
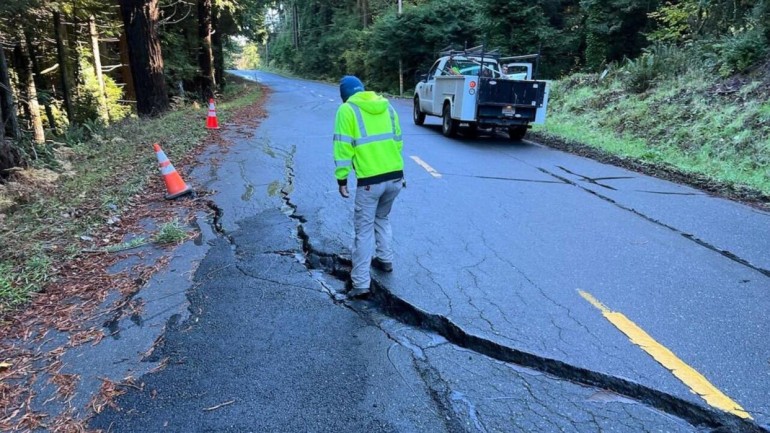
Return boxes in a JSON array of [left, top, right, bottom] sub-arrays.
[[351, 179, 403, 289]]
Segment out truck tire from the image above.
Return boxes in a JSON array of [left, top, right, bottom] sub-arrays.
[[442, 103, 458, 137], [508, 125, 527, 141], [413, 97, 425, 126]]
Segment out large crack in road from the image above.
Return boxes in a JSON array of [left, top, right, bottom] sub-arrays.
[[256, 147, 767, 433], [537, 167, 770, 280]]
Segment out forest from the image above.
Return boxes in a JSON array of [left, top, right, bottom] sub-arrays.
[[262, 1, 769, 90], [0, 0, 266, 175], [0, 0, 768, 181]]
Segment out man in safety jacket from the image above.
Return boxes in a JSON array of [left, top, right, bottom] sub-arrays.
[[333, 75, 404, 298]]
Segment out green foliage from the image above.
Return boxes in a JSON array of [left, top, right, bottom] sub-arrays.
[[758, 102, 770, 123], [715, 29, 768, 76], [367, 0, 483, 91], [225, 37, 243, 69], [153, 219, 190, 244], [648, 1, 699, 43], [620, 54, 658, 93], [160, 27, 200, 87], [619, 43, 692, 93], [235, 42, 262, 69], [543, 59, 770, 194], [251, 0, 770, 84], [0, 252, 52, 309], [74, 58, 132, 125], [478, 0, 553, 54], [581, 0, 659, 70], [0, 262, 30, 308]]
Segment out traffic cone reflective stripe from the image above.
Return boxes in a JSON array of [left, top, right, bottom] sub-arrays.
[[153, 143, 193, 200], [206, 98, 220, 129]]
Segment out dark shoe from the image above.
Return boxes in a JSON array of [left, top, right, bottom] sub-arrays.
[[348, 286, 372, 298], [371, 257, 393, 273]]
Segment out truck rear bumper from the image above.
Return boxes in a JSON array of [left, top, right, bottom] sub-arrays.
[[476, 118, 531, 127], [476, 105, 536, 126]]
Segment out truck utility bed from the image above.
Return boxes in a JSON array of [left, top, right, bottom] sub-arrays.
[[477, 78, 548, 125], [413, 47, 550, 140]]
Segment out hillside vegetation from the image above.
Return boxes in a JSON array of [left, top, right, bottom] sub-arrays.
[[541, 50, 770, 196]]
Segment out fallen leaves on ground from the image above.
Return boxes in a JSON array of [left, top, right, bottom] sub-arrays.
[[0, 84, 269, 432]]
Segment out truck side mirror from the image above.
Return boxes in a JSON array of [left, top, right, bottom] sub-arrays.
[[415, 72, 427, 83]]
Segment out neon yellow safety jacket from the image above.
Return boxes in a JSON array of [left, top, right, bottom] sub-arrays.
[[333, 91, 404, 187]]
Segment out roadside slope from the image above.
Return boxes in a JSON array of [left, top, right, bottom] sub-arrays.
[[534, 58, 770, 209]]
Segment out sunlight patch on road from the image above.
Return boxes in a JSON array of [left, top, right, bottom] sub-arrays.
[[578, 290, 751, 420], [410, 156, 442, 178]]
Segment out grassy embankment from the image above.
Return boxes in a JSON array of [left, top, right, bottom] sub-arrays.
[[534, 58, 770, 198], [0, 77, 262, 312]]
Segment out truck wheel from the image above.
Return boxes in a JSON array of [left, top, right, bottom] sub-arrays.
[[508, 126, 527, 141], [413, 97, 426, 126], [442, 103, 458, 137]]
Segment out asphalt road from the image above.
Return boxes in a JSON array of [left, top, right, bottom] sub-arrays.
[[89, 71, 770, 432]]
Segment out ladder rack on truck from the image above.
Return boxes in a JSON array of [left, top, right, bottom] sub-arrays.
[[413, 47, 549, 140]]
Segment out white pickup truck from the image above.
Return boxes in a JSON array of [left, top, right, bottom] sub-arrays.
[[413, 50, 549, 140]]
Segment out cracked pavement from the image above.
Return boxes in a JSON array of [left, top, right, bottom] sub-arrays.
[[88, 71, 770, 432]]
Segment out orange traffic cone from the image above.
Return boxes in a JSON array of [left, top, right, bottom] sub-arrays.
[[153, 143, 193, 199], [206, 98, 220, 129]]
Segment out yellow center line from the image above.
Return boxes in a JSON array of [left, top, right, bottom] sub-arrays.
[[578, 290, 751, 420], [410, 156, 442, 178]]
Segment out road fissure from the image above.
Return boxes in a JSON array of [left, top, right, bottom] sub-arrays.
[[264, 146, 767, 433], [537, 167, 770, 280]]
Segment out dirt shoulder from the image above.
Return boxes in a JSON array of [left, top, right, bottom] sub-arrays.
[[0, 77, 268, 432]]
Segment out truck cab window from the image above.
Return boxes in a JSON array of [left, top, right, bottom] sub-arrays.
[[428, 61, 441, 79]]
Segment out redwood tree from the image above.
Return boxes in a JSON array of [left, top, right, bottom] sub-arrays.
[[118, 0, 169, 116], [0, 41, 20, 140], [14, 34, 45, 144], [212, 3, 224, 89], [52, 10, 74, 123], [198, 0, 216, 99], [88, 15, 109, 122]]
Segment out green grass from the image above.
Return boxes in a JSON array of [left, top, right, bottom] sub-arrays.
[[103, 218, 191, 253], [152, 219, 190, 245], [0, 76, 263, 312], [537, 69, 770, 195]]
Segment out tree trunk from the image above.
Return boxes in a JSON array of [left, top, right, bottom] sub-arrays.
[[14, 37, 45, 145], [89, 15, 110, 122], [358, 0, 369, 28], [118, 32, 136, 101], [292, 2, 300, 48], [118, 0, 169, 117], [197, 0, 216, 99], [0, 102, 22, 177], [0, 43, 20, 139], [53, 11, 75, 123], [212, 4, 224, 89], [68, 14, 81, 94], [0, 126, 23, 179], [25, 32, 57, 131]]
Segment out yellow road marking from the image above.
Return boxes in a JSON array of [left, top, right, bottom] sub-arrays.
[[578, 290, 751, 420], [410, 156, 442, 178]]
